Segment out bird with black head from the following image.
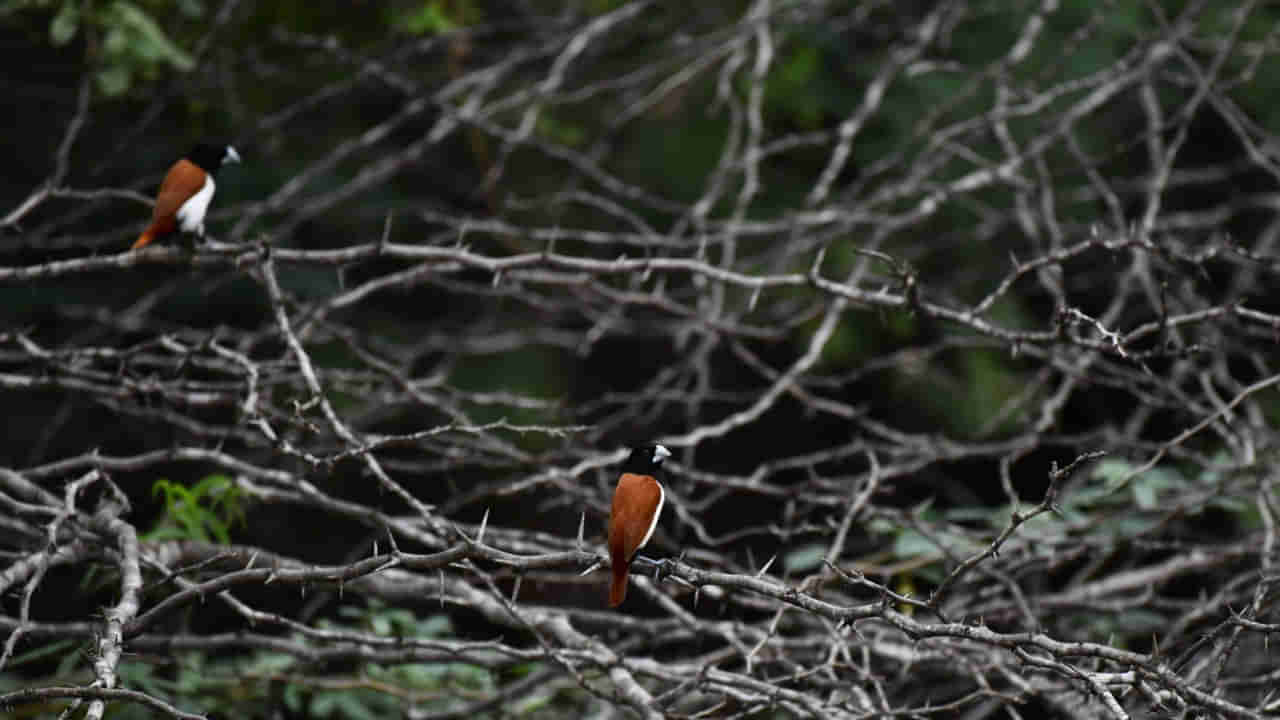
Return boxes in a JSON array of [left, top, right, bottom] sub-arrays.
[[133, 141, 240, 250], [607, 443, 672, 607]]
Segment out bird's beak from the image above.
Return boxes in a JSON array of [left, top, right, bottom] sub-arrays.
[[654, 445, 672, 462], [225, 146, 242, 164]]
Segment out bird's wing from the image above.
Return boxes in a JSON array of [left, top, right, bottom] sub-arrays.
[[150, 158, 208, 229], [609, 473, 664, 563]]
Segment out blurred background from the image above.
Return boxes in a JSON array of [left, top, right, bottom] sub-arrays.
[[2, 1, 1280, 717]]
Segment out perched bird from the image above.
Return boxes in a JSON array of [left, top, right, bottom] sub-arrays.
[[607, 443, 672, 607], [132, 142, 240, 250]]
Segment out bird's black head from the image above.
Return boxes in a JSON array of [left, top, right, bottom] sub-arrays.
[[620, 444, 672, 475], [187, 142, 241, 173]]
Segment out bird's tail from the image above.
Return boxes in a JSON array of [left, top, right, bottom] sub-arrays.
[[609, 565, 629, 607], [131, 229, 155, 250]]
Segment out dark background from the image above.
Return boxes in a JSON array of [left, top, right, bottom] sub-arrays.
[[2, 1, 1279, 718]]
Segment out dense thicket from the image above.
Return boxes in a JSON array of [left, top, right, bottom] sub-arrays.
[[3, 1, 1280, 718]]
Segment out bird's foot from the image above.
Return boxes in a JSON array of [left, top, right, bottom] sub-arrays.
[[653, 557, 674, 583]]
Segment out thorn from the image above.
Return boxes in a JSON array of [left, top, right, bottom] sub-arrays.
[[579, 560, 602, 577], [511, 574, 523, 605], [756, 554, 776, 578], [577, 511, 586, 550], [451, 521, 472, 544], [439, 569, 445, 608], [810, 246, 827, 277], [477, 507, 490, 544]]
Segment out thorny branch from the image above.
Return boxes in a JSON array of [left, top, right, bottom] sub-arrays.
[[3, 0, 1280, 718]]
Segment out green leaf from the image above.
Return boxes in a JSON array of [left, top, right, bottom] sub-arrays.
[[1016, 510, 1063, 540], [892, 529, 940, 559], [767, 44, 822, 129], [512, 690, 554, 714], [96, 64, 131, 95], [108, 0, 195, 71], [944, 507, 993, 525], [311, 691, 337, 716], [244, 651, 296, 674], [190, 473, 230, 496], [177, 507, 210, 542], [332, 692, 382, 720], [443, 662, 493, 689], [202, 512, 231, 544], [417, 613, 452, 637], [283, 683, 303, 712], [399, 1, 457, 35], [783, 542, 827, 573], [103, 26, 126, 53], [1093, 458, 1136, 490], [1131, 475, 1157, 510], [50, 1, 78, 45], [865, 517, 897, 535], [145, 474, 244, 544]]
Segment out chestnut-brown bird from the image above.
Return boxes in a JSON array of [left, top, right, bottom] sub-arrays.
[[132, 142, 240, 250], [607, 443, 671, 607]]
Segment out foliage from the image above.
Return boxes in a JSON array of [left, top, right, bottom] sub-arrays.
[[92, 605, 541, 720], [396, 0, 478, 35], [3, 0, 199, 94], [144, 474, 245, 544], [3, 0, 1280, 718]]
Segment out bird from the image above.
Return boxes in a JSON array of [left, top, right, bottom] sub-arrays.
[[132, 142, 240, 250], [607, 443, 672, 607]]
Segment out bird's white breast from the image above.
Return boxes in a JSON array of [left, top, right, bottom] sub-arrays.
[[637, 481, 664, 550], [176, 175, 215, 232]]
